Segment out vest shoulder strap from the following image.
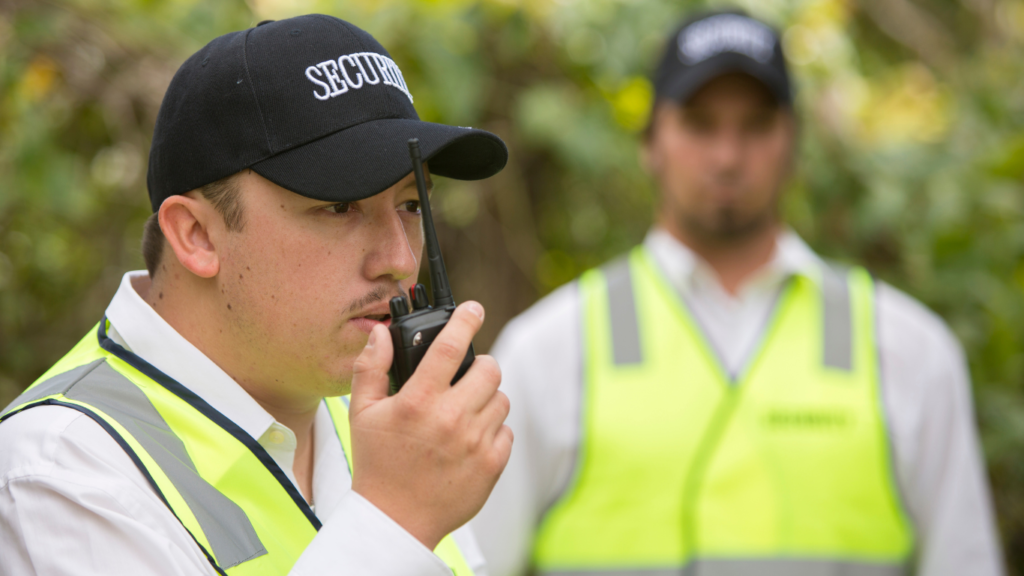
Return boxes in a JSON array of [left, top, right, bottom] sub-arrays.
[[821, 260, 855, 371], [2, 357, 266, 573], [600, 255, 643, 365]]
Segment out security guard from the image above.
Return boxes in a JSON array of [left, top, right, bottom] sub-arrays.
[[0, 15, 512, 576], [472, 11, 1004, 576]]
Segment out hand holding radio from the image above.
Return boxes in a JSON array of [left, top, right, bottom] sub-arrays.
[[349, 305, 511, 550], [347, 139, 512, 550]]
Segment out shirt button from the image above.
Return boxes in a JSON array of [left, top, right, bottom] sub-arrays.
[[269, 430, 285, 444]]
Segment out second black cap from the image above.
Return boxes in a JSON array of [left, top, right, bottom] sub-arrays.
[[653, 10, 792, 106]]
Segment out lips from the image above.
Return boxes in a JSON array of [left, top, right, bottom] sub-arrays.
[[349, 313, 392, 334]]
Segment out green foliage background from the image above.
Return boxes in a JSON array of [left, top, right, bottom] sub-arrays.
[[2, 0, 1023, 568]]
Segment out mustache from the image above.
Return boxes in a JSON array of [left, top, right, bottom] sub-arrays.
[[346, 284, 404, 314], [711, 169, 742, 186]]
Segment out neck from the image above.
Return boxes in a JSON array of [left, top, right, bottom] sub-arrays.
[[658, 218, 780, 295]]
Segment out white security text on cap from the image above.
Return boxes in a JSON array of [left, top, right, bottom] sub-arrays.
[[677, 14, 775, 65], [305, 52, 413, 103]]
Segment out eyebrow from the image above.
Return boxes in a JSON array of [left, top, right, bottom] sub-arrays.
[[405, 177, 433, 193]]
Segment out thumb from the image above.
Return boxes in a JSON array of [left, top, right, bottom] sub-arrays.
[[349, 324, 393, 416]]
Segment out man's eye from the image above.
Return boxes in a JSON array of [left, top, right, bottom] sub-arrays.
[[744, 112, 777, 134], [683, 115, 715, 134], [403, 201, 421, 215], [326, 203, 351, 214]]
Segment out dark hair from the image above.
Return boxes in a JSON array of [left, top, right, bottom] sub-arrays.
[[142, 174, 244, 278]]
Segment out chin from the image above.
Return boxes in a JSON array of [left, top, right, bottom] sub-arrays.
[[684, 207, 770, 243], [320, 360, 357, 396], [322, 382, 353, 398], [306, 372, 353, 399]]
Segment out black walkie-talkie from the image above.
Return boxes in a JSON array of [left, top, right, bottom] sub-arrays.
[[387, 139, 475, 395]]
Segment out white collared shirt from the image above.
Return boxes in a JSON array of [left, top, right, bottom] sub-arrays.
[[0, 271, 486, 576], [472, 228, 1005, 576]]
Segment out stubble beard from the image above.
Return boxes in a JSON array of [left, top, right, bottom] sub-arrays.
[[678, 202, 778, 250]]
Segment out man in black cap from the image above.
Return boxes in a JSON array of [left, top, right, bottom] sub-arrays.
[[473, 10, 1003, 576], [0, 15, 510, 576]]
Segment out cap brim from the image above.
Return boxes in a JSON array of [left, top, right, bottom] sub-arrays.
[[250, 118, 508, 202], [661, 53, 790, 105]]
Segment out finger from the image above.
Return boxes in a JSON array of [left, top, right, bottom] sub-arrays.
[[407, 301, 485, 393], [349, 324, 393, 416], [450, 354, 502, 414], [480, 390, 511, 440], [492, 424, 514, 472]]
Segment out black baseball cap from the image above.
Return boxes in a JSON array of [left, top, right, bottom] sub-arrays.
[[653, 10, 792, 106], [147, 14, 508, 212]]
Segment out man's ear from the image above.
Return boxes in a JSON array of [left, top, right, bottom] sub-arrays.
[[158, 193, 221, 279]]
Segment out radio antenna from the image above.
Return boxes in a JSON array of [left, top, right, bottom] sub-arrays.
[[408, 139, 454, 308]]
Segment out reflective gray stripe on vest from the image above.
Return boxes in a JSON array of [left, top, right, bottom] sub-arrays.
[[4, 359, 267, 569], [538, 559, 905, 576], [687, 558, 905, 576], [1, 358, 108, 414], [536, 565, 679, 569], [822, 264, 853, 371], [604, 258, 642, 365], [601, 259, 855, 372]]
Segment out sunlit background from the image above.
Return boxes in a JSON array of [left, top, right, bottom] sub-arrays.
[[2, 0, 1024, 567]]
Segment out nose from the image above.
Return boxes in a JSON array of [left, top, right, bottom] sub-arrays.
[[708, 126, 745, 174], [362, 204, 420, 283]]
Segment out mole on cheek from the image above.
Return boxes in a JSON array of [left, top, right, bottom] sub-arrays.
[[227, 303, 233, 311]]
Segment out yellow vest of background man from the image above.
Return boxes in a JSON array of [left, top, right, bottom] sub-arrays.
[[0, 321, 473, 576], [532, 247, 914, 576]]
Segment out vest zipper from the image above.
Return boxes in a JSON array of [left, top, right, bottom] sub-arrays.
[[680, 386, 742, 562]]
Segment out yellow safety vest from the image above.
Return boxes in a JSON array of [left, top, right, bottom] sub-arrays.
[[532, 247, 913, 576], [1, 319, 473, 576]]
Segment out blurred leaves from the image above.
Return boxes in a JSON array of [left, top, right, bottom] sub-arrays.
[[2, 0, 1024, 567]]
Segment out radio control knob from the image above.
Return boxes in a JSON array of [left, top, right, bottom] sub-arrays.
[[411, 284, 430, 310], [389, 296, 410, 318]]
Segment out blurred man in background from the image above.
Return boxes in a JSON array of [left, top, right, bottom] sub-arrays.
[[473, 10, 1003, 576]]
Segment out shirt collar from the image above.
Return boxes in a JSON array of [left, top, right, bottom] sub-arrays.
[[643, 227, 824, 296], [104, 271, 278, 443]]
